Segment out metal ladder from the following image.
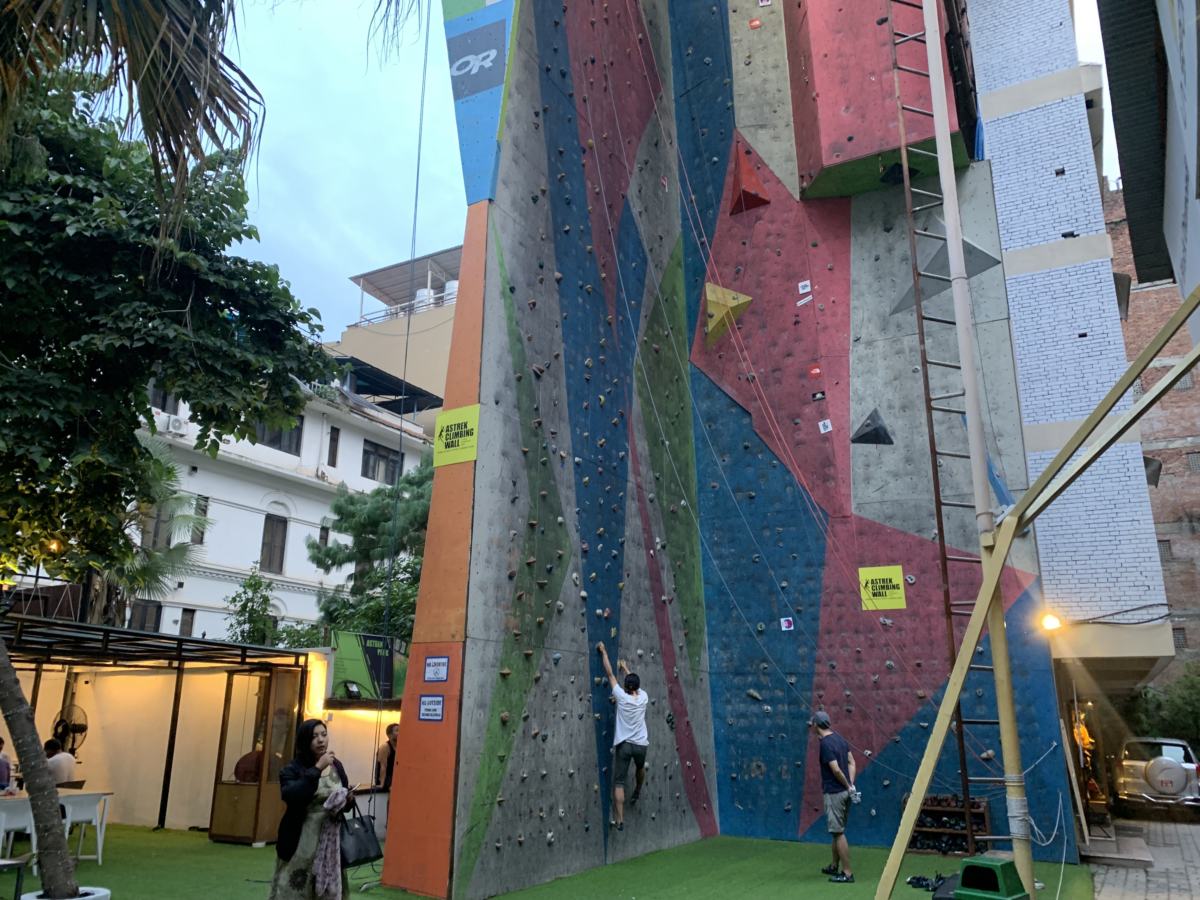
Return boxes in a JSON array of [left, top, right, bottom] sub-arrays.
[[884, 0, 1005, 859]]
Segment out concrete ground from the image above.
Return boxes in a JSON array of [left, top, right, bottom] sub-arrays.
[[1092, 818, 1200, 899]]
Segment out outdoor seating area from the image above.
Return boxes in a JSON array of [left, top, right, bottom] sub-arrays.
[[0, 789, 110, 873]]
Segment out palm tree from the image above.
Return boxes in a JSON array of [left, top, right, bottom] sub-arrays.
[[89, 434, 210, 628]]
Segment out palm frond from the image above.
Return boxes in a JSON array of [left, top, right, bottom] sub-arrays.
[[3, 0, 262, 176]]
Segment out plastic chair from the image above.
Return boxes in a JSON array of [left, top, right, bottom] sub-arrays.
[[60, 794, 107, 866]]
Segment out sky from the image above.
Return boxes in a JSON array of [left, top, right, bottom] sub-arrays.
[[228, 0, 1118, 339], [230, 0, 466, 340]]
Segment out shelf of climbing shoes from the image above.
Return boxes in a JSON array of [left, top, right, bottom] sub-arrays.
[[903, 793, 991, 856]]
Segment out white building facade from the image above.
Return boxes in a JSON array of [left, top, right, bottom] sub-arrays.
[[145, 385, 429, 640]]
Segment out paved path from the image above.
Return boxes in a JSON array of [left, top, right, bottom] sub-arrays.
[[1091, 819, 1200, 898]]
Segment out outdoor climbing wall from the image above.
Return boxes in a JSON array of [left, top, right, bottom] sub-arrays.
[[386, 2, 1077, 897]]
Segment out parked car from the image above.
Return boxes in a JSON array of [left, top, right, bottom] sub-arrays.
[[1114, 737, 1200, 816]]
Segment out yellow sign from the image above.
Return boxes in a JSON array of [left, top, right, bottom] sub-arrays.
[[434, 404, 481, 467], [859, 565, 906, 610]]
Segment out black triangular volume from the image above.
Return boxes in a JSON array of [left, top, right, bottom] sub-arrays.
[[851, 408, 894, 445]]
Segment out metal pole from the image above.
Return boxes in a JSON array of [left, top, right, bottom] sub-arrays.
[[918, 1, 1034, 891], [156, 662, 186, 829]]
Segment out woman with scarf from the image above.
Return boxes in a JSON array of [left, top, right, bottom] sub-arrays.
[[269, 719, 354, 900]]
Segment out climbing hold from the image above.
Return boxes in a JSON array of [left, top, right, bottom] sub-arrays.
[[851, 408, 894, 445], [746, 689, 763, 701], [500, 668, 512, 678], [703, 283, 752, 347], [729, 148, 770, 214]]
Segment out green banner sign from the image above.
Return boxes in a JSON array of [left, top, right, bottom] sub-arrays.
[[330, 632, 407, 700]]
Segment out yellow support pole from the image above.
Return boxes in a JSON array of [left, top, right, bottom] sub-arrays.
[[874, 518, 1019, 900]]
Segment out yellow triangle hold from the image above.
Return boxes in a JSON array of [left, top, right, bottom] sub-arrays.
[[704, 283, 752, 347]]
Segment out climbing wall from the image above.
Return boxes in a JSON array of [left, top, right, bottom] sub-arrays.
[[385, 3, 1076, 898]]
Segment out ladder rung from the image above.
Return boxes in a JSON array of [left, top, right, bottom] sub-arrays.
[[915, 229, 948, 240], [931, 404, 966, 414], [913, 201, 944, 212], [894, 30, 927, 45], [936, 449, 970, 459], [967, 776, 1006, 784], [941, 500, 974, 509], [928, 359, 961, 369], [907, 146, 938, 158], [902, 104, 935, 117], [891, 0, 925, 9], [912, 187, 943, 198], [918, 271, 953, 283], [946, 555, 983, 564], [929, 389, 964, 401], [969, 664, 994, 672], [973, 835, 1010, 842], [897, 64, 931, 78], [923, 315, 957, 328], [961, 718, 1000, 726], [951, 609, 973, 616]]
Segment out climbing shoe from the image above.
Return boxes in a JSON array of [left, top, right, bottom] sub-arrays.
[[630, 787, 641, 806], [820, 864, 841, 876], [829, 873, 855, 884]]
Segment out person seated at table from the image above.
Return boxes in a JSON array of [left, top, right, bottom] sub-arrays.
[[0, 737, 10, 790], [44, 739, 76, 785]]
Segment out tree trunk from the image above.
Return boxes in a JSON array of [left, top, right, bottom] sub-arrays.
[[0, 638, 79, 898]]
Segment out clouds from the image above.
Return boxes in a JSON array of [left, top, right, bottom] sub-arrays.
[[232, 0, 467, 337]]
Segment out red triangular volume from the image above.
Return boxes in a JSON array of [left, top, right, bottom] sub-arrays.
[[729, 149, 770, 214]]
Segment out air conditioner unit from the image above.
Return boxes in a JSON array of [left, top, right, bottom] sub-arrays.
[[165, 415, 187, 435]]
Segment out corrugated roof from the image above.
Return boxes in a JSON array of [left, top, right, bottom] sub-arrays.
[[349, 246, 463, 309]]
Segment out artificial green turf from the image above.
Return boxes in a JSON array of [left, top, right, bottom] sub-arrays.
[[7, 826, 1093, 899]]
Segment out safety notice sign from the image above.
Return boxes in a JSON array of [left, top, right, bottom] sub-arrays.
[[859, 565, 907, 610], [434, 404, 481, 467]]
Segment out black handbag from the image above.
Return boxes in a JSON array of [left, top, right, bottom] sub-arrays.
[[340, 799, 383, 868]]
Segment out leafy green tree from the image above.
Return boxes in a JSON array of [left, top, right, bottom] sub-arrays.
[[224, 567, 324, 649], [307, 460, 432, 645], [0, 77, 335, 584], [0, 78, 333, 899]]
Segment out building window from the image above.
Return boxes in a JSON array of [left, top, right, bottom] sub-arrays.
[[141, 506, 173, 550], [361, 439, 403, 484], [1189, 453, 1200, 474], [319, 525, 330, 547], [129, 599, 162, 632], [1174, 626, 1188, 651], [148, 379, 179, 415], [327, 426, 341, 467], [191, 495, 209, 544], [260, 514, 288, 574], [254, 417, 304, 456], [1177, 372, 1194, 391], [1159, 539, 1174, 562], [179, 608, 196, 638]]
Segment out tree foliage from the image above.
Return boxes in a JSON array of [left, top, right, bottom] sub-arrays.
[[223, 566, 322, 649], [0, 77, 335, 583], [1123, 662, 1200, 748], [307, 459, 432, 644]]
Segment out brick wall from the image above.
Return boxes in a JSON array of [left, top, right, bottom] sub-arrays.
[[1111, 185, 1200, 677], [971, 4, 1167, 624]]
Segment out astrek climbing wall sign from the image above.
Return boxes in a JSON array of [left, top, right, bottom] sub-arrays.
[[434, 404, 481, 467], [858, 565, 907, 610]]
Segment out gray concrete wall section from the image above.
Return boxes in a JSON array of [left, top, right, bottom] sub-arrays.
[[849, 163, 1034, 569], [728, 0, 800, 198]]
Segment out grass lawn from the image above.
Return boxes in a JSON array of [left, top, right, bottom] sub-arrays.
[[4, 825, 1093, 899]]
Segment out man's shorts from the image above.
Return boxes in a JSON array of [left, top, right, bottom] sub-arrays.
[[824, 790, 851, 835], [613, 740, 648, 784]]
